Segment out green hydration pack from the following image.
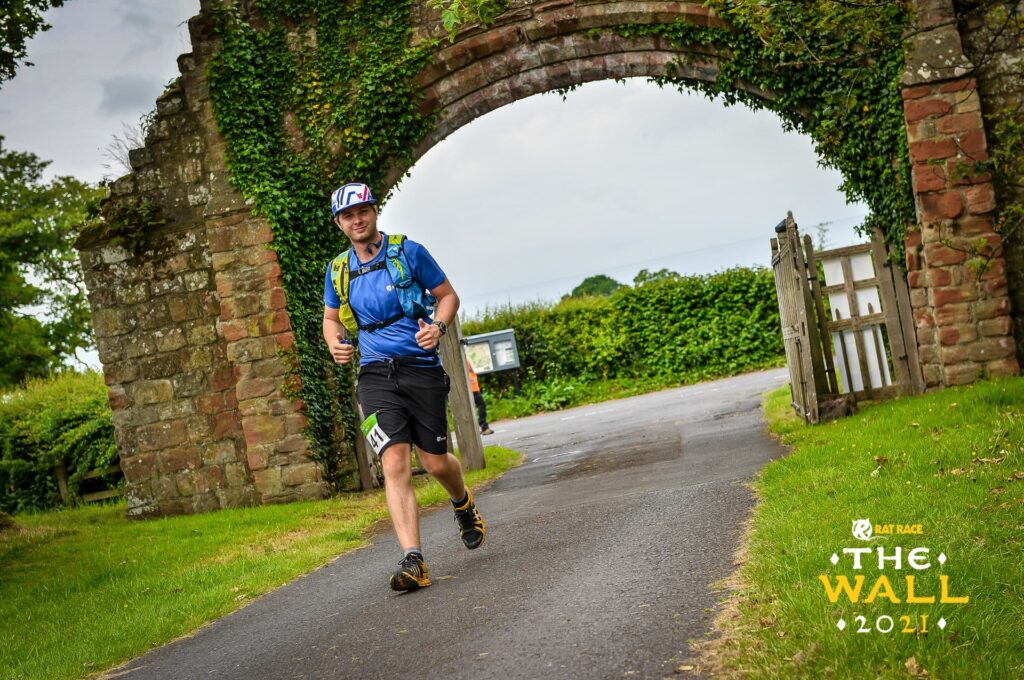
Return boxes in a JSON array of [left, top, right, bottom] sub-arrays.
[[329, 233, 437, 337]]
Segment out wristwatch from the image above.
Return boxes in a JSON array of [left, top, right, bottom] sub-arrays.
[[432, 320, 448, 336]]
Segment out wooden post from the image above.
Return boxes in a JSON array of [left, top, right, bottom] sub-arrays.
[[350, 391, 378, 490], [54, 462, 72, 505], [439, 317, 485, 470]]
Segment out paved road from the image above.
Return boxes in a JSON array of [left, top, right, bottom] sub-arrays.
[[108, 368, 788, 680]]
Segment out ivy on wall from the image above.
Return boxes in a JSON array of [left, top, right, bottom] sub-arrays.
[[207, 0, 435, 489], [206, 0, 916, 488]]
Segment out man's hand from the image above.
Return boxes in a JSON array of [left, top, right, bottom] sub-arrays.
[[415, 318, 442, 350], [329, 333, 355, 364]]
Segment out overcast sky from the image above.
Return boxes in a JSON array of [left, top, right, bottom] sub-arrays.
[[1, 1, 868, 324]]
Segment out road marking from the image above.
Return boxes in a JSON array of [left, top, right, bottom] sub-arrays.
[[560, 415, 576, 421]]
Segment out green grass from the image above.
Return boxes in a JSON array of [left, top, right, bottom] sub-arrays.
[[713, 380, 1024, 678], [0, 447, 522, 680]]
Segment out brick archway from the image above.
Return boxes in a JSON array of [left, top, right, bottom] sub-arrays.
[[76, 0, 1019, 517]]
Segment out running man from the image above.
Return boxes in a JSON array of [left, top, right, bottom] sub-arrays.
[[322, 182, 486, 592]]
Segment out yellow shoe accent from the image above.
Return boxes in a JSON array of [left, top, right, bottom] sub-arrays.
[[389, 555, 431, 591]]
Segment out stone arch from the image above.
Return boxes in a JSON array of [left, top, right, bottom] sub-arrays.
[[75, 0, 1019, 517]]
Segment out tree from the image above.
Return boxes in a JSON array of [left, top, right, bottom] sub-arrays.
[[0, 136, 104, 387], [0, 0, 67, 87], [567, 274, 623, 298], [633, 268, 680, 285]]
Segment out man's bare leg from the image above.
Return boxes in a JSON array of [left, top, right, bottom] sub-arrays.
[[381, 444, 420, 551], [419, 452, 467, 500]]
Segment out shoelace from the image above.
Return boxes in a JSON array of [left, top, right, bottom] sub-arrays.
[[400, 554, 423, 572]]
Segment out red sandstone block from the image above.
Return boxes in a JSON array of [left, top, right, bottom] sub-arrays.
[[956, 129, 987, 157], [901, 84, 935, 100], [965, 184, 996, 214], [923, 242, 967, 266], [219, 319, 248, 342], [285, 413, 308, 436], [934, 303, 970, 326], [906, 250, 921, 272], [982, 276, 1008, 297], [196, 393, 225, 415], [985, 357, 1021, 378], [943, 362, 982, 386], [927, 267, 953, 286], [932, 285, 977, 306], [905, 98, 953, 123], [247, 448, 268, 471], [968, 337, 1015, 361], [940, 344, 969, 365], [915, 309, 936, 329], [912, 164, 946, 193], [956, 215, 996, 237], [275, 332, 296, 351], [919, 192, 962, 220], [974, 297, 1011, 320], [243, 415, 285, 448], [213, 410, 241, 439], [907, 270, 925, 288], [939, 78, 976, 93], [910, 138, 958, 163], [209, 366, 235, 392], [237, 377, 279, 402], [108, 387, 130, 411], [268, 287, 287, 311], [939, 327, 960, 345], [121, 453, 156, 482], [978, 316, 1012, 337], [271, 311, 291, 334], [905, 230, 923, 248], [923, 364, 942, 387], [282, 463, 319, 487], [158, 447, 201, 474], [936, 112, 983, 135]]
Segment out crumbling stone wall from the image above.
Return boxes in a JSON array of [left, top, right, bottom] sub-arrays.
[[76, 10, 327, 517], [77, 0, 1020, 518]]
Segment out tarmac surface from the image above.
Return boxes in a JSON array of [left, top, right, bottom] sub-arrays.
[[107, 368, 789, 680]]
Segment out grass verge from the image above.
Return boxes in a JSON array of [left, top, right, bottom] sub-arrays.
[[0, 446, 522, 680], [699, 379, 1024, 679]]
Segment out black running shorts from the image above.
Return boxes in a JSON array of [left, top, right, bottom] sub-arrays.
[[356, 359, 451, 456]]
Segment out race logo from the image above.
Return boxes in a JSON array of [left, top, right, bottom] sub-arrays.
[[821, 520, 968, 635], [852, 519, 874, 541]]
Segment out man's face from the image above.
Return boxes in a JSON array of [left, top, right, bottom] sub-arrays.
[[334, 203, 379, 245]]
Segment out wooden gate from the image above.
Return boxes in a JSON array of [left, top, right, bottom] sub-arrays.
[[770, 213, 923, 423]]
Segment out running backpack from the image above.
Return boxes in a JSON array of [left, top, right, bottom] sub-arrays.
[[329, 234, 437, 335]]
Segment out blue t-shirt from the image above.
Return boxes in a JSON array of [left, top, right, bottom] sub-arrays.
[[324, 233, 447, 366]]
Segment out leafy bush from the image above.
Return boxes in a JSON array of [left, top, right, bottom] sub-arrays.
[[463, 266, 784, 408], [0, 371, 117, 514]]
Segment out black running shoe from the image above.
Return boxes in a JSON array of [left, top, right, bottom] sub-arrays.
[[453, 488, 486, 549], [389, 553, 431, 592]]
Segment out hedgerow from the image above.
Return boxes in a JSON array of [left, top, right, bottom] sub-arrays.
[[0, 371, 117, 514], [463, 267, 784, 408]]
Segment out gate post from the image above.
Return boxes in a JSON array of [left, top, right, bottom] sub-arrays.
[[902, 0, 1020, 387]]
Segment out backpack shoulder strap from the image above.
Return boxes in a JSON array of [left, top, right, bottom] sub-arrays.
[[329, 250, 359, 334]]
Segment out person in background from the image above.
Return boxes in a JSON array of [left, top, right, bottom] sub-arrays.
[[466, 358, 494, 435]]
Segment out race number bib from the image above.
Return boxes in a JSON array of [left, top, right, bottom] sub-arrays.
[[359, 412, 391, 455]]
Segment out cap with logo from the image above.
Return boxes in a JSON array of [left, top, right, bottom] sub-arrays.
[[331, 182, 377, 216]]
